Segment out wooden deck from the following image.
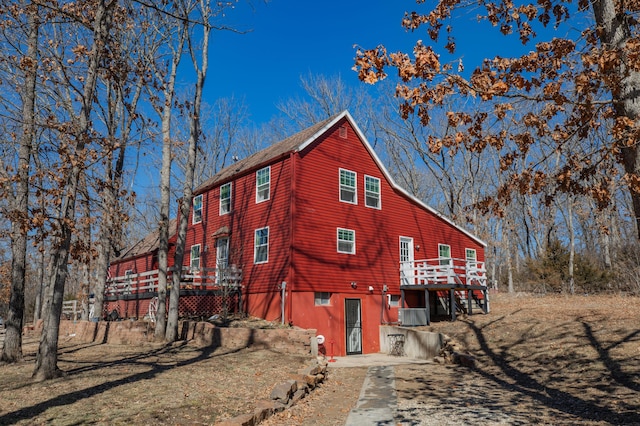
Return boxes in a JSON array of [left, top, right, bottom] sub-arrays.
[[399, 258, 489, 324], [104, 266, 243, 320], [106, 266, 242, 297]]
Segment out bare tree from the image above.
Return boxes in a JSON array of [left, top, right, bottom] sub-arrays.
[[147, 3, 187, 340], [167, 0, 217, 342], [354, 0, 640, 238], [0, 1, 38, 363], [33, 0, 114, 381]]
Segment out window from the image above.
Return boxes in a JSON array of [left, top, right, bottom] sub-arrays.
[[314, 292, 331, 306], [220, 183, 231, 215], [190, 244, 201, 270], [365, 175, 381, 209], [337, 228, 356, 254], [466, 248, 477, 268], [439, 244, 451, 266], [192, 194, 203, 224], [388, 294, 400, 308], [339, 169, 357, 204], [254, 227, 269, 264], [466, 248, 477, 261], [256, 167, 270, 203]]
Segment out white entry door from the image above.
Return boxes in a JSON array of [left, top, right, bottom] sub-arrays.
[[216, 237, 229, 284], [399, 236, 414, 285]]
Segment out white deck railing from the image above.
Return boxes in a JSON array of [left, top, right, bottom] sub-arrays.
[[106, 265, 242, 297], [400, 258, 487, 287]]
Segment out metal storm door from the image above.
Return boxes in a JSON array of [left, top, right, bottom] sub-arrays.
[[216, 237, 229, 284], [345, 299, 362, 355], [400, 237, 415, 285]]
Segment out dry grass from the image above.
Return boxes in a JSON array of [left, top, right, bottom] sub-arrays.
[[0, 340, 311, 425], [396, 293, 640, 425], [1, 293, 639, 425]]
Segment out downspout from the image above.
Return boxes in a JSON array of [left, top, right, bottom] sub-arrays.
[[287, 151, 297, 324], [381, 284, 394, 325]]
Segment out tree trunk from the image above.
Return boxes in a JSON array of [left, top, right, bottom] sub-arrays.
[[93, 74, 143, 321], [567, 197, 575, 295], [166, 5, 210, 342], [1, 6, 38, 364], [154, 19, 186, 341], [33, 245, 45, 323], [591, 0, 640, 238], [33, 1, 110, 381]]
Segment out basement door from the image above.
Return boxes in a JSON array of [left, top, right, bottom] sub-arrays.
[[345, 298, 362, 355]]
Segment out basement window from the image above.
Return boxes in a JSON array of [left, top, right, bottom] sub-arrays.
[[388, 294, 400, 308], [314, 292, 331, 306]]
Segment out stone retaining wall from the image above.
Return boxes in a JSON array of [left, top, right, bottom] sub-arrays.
[[31, 320, 317, 357]]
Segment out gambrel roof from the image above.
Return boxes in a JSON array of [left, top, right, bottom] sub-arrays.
[[195, 110, 486, 247]]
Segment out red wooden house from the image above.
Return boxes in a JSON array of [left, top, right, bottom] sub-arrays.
[[107, 111, 487, 356]]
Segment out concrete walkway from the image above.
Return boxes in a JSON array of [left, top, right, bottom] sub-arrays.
[[345, 365, 397, 425], [328, 353, 431, 425]]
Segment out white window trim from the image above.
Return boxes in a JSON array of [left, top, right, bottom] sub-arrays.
[[466, 248, 477, 261], [439, 244, 451, 266], [256, 166, 271, 203], [339, 168, 357, 204], [337, 228, 356, 254], [192, 194, 203, 224], [364, 175, 381, 209], [220, 182, 232, 215], [190, 244, 201, 270], [254, 227, 269, 264]]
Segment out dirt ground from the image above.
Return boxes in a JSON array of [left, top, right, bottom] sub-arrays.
[[1, 293, 639, 425], [394, 293, 640, 425]]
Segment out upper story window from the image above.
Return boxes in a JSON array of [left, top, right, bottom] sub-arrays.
[[192, 194, 203, 224], [254, 227, 269, 264], [256, 166, 270, 203], [364, 175, 381, 209], [439, 244, 451, 266], [339, 169, 357, 204], [190, 244, 201, 270], [337, 228, 356, 254], [220, 183, 231, 215]]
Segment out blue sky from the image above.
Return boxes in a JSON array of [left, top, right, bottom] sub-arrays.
[[200, 0, 530, 126]]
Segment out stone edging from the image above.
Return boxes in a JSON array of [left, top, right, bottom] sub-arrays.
[[215, 357, 329, 426]]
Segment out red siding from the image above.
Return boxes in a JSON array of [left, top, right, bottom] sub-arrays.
[[108, 114, 486, 356], [183, 157, 292, 311], [110, 254, 157, 279], [292, 118, 483, 294], [289, 118, 485, 355]]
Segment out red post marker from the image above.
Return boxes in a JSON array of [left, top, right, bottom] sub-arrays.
[[328, 339, 337, 362]]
